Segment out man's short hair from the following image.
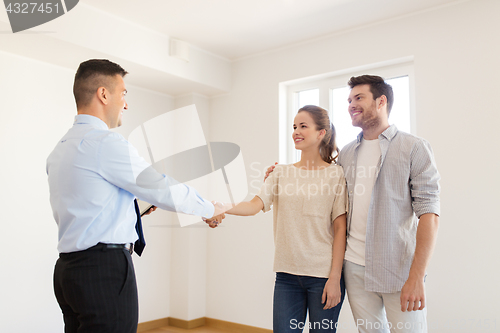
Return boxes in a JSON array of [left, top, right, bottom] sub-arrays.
[[73, 59, 128, 108], [348, 75, 394, 115]]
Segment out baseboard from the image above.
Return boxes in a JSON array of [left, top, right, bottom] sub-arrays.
[[137, 316, 272, 332], [205, 318, 272, 333], [169, 316, 206, 329], [137, 317, 169, 332]]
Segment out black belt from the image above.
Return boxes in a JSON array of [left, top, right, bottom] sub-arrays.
[[91, 243, 134, 254]]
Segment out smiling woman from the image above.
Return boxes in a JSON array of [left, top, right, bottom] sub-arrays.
[[206, 104, 348, 333]]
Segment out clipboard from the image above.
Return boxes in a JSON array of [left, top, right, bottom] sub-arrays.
[[137, 199, 155, 217]]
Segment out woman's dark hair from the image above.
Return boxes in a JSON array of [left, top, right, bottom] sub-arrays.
[[298, 105, 339, 164]]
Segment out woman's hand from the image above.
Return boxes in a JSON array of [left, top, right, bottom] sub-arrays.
[[264, 162, 278, 181], [321, 278, 342, 310]]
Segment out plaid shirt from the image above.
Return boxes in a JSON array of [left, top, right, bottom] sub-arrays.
[[338, 125, 440, 293]]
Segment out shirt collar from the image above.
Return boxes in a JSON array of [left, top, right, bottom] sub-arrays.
[[356, 131, 363, 143], [379, 124, 398, 141], [356, 124, 398, 143], [73, 114, 109, 130]]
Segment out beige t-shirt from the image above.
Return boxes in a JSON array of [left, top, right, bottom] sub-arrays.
[[257, 164, 348, 278]]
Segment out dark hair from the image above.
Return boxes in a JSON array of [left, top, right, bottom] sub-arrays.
[[348, 75, 394, 115], [298, 105, 339, 164], [73, 59, 128, 108]]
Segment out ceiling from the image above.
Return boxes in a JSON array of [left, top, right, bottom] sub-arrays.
[[83, 0, 462, 60]]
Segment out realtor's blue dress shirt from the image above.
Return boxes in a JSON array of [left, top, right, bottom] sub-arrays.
[[47, 115, 214, 253]]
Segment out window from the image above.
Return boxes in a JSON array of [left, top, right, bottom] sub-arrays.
[[280, 61, 414, 164], [297, 88, 319, 108]]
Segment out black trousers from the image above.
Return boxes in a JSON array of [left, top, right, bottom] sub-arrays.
[[53, 244, 138, 333]]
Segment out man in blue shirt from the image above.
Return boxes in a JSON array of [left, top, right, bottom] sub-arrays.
[[47, 59, 224, 333]]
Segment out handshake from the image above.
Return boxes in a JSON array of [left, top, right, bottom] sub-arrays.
[[203, 201, 232, 228]]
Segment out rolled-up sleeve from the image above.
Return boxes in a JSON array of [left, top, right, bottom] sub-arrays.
[[256, 166, 279, 213], [331, 169, 348, 222], [410, 139, 441, 218]]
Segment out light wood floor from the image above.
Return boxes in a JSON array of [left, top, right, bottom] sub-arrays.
[[142, 325, 230, 333]]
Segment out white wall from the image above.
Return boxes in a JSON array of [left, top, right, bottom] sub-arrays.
[[0, 51, 176, 331], [169, 94, 211, 321], [0, 51, 73, 333], [206, 0, 500, 331]]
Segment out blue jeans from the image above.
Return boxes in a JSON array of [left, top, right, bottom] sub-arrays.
[[273, 272, 345, 333]]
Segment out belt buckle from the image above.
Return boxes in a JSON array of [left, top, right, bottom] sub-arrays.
[[125, 243, 134, 254]]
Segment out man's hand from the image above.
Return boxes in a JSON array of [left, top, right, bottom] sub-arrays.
[[211, 201, 233, 216], [142, 206, 157, 216], [400, 213, 438, 312], [400, 276, 426, 312], [263, 162, 278, 182], [322, 278, 342, 310], [204, 213, 225, 228]]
